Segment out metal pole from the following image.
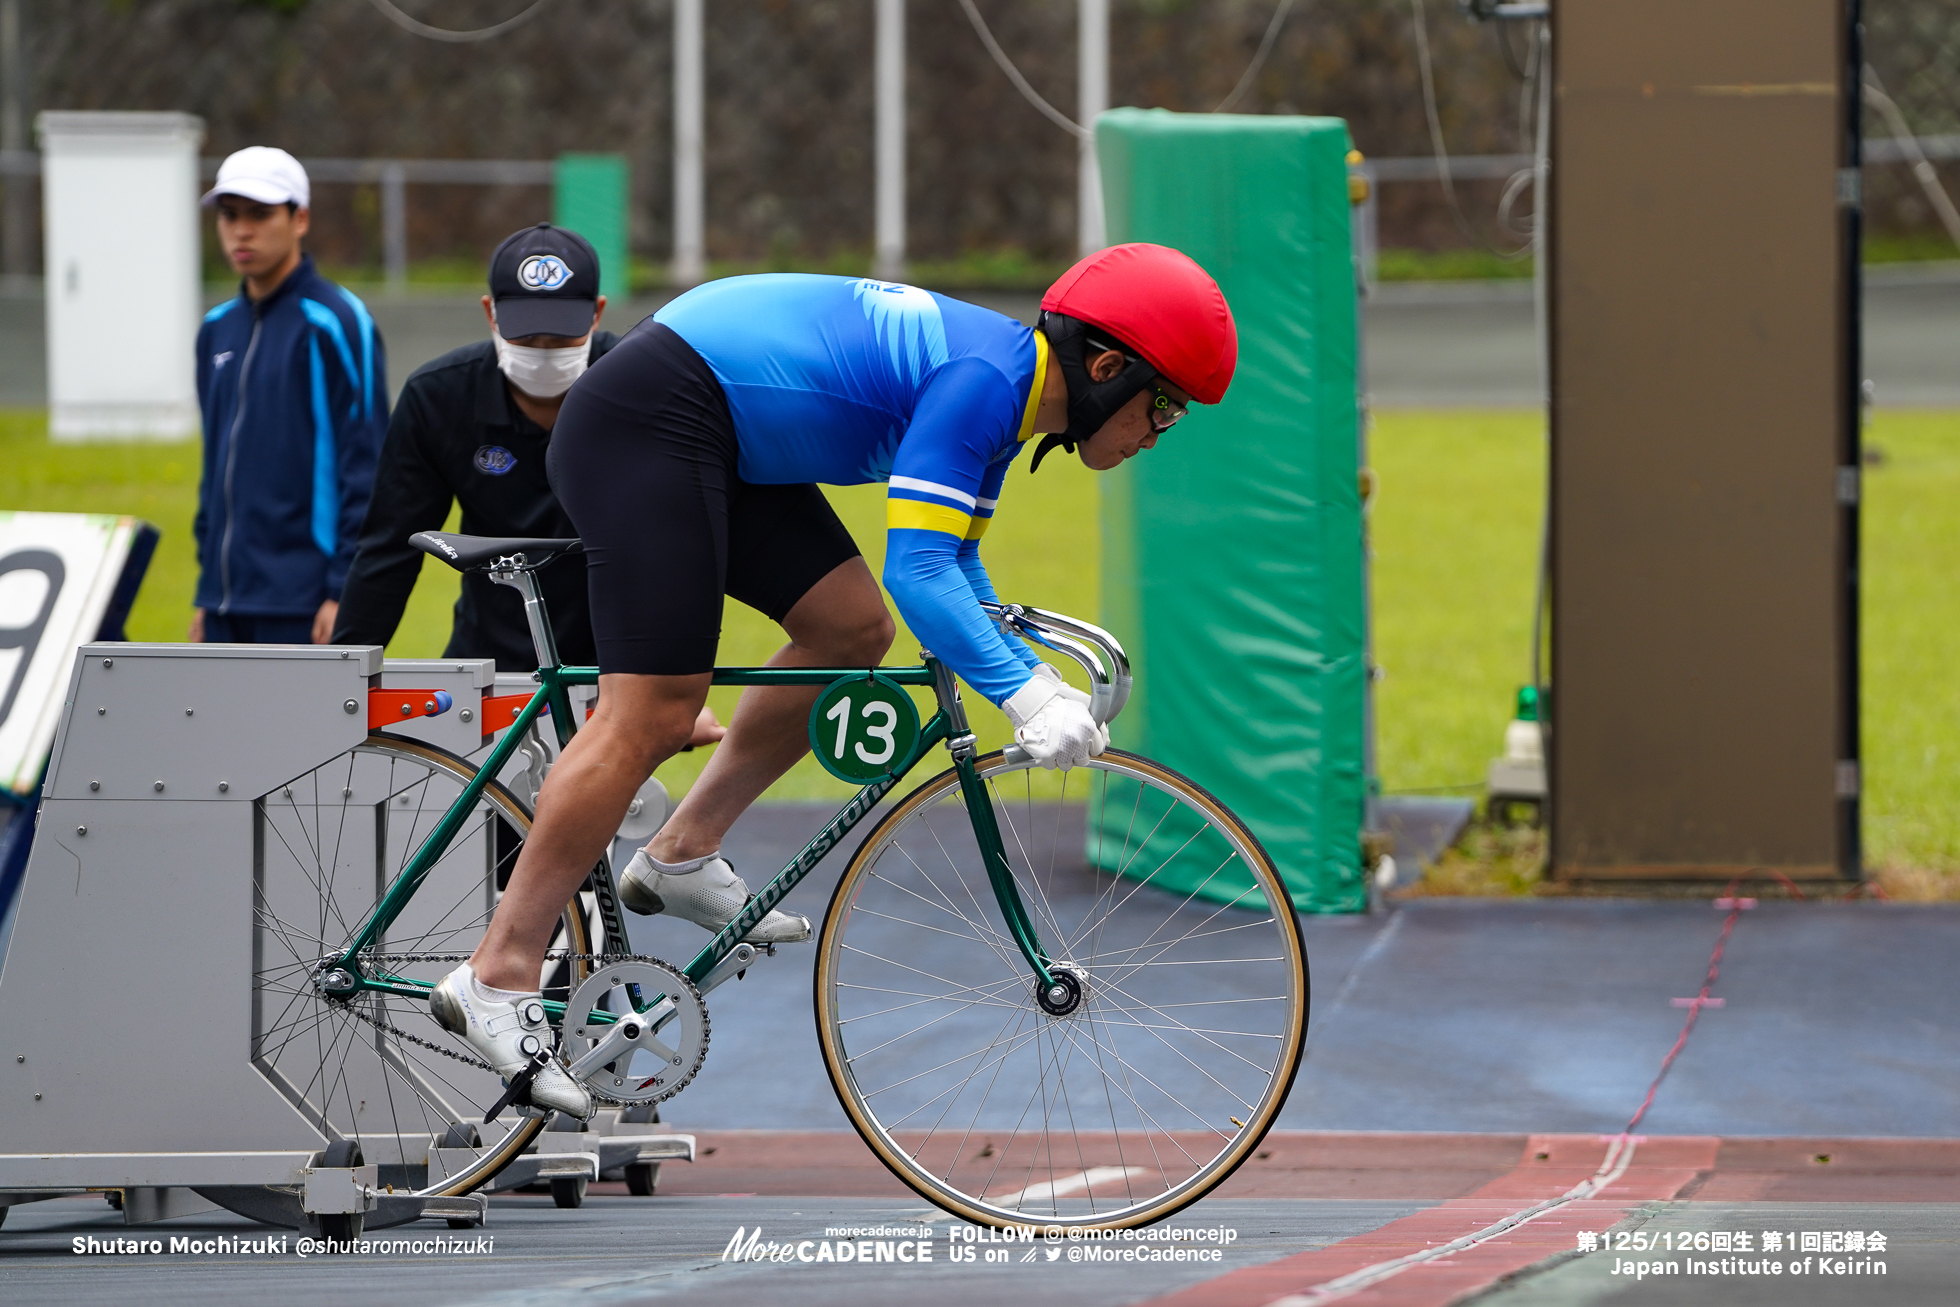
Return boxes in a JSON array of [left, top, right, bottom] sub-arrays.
[[0, 0, 28, 279], [874, 0, 905, 281], [672, 0, 705, 287], [1530, 23, 1551, 701], [1841, 0, 1864, 878], [1077, 0, 1107, 255], [1357, 163, 1378, 287], [380, 162, 407, 296]]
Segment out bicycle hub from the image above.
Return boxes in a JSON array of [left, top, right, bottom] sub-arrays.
[[318, 968, 358, 997], [1035, 966, 1083, 1017]]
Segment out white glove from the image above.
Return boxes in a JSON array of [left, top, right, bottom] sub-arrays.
[[1002, 664, 1108, 770]]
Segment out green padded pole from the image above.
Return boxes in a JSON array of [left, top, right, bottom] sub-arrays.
[[554, 153, 631, 301], [1094, 108, 1366, 913]]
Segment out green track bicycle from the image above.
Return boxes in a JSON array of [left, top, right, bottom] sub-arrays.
[[248, 532, 1308, 1230]]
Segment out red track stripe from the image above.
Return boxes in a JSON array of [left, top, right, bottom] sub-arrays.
[[1142, 1136, 1707, 1307]]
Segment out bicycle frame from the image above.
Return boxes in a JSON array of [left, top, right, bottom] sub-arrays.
[[322, 654, 1057, 1018]]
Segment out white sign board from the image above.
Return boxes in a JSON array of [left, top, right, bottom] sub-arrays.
[[0, 513, 147, 794]]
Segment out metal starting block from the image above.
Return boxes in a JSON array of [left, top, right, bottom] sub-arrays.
[[487, 1110, 696, 1193], [0, 644, 686, 1229]]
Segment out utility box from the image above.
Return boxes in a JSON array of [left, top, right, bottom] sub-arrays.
[[1095, 108, 1367, 913], [554, 153, 630, 301], [38, 112, 205, 441]]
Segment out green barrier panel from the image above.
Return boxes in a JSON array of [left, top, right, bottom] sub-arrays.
[[553, 153, 630, 300], [1093, 107, 1365, 914]]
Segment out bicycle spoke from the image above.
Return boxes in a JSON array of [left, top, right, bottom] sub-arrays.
[[1085, 971, 1270, 1111], [857, 1018, 1047, 1105], [843, 979, 1034, 1065], [915, 814, 1028, 973], [849, 903, 1021, 953], [838, 941, 1023, 999], [915, 990, 1037, 1162], [836, 975, 1028, 1024], [986, 775, 1072, 956], [869, 854, 1021, 956], [884, 1019, 1047, 1135]]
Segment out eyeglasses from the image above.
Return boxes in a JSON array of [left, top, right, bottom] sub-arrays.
[[1148, 385, 1189, 433]]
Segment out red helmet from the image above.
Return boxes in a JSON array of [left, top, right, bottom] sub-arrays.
[[1040, 243, 1237, 404]]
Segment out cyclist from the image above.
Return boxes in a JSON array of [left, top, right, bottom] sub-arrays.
[[431, 243, 1236, 1116]]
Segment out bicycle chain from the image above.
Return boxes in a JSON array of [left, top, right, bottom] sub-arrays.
[[329, 952, 706, 1110]]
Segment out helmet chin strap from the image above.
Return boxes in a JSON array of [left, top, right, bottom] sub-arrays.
[[1031, 311, 1157, 473]]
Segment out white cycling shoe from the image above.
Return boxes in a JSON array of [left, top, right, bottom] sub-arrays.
[[430, 964, 594, 1120], [618, 849, 812, 944]]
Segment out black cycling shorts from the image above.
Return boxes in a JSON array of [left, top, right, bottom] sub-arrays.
[[546, 321, 861, 676]]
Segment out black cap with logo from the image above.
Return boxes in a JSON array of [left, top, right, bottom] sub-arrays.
[[489, 223, 601, 340]]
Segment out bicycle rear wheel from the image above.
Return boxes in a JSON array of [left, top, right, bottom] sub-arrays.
[[815, 748, 1308, 1229], [244, 736, 592, 1200]]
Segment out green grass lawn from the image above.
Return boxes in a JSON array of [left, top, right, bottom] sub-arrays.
[[4, 407, 1956, 889], [1854, 413, 1960, 886], [1368, 410, 1544, 796], [1369, 408, 1960, 895]]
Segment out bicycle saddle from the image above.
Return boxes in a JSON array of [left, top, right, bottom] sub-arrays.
[[410, 531, 584, 572]]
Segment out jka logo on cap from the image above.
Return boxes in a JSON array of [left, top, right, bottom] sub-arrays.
[[517, 254, 574, 292]]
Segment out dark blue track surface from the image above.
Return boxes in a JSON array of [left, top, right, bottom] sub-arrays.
[[638, 804, 1959, 1140]]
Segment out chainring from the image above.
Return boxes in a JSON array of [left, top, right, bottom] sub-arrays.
[[559, 956, 709, 1106]]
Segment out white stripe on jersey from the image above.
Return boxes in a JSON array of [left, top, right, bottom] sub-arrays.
[[889, 475, 978, 510]]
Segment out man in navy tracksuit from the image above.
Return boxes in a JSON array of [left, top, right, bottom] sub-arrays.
[[193, 147, 387, 644]]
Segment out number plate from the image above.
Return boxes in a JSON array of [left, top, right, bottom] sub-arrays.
[[809, 674, 921, 785]]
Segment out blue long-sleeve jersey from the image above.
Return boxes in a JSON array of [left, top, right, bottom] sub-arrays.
[[655, 274, 1046, 704], [194, 255, 387, 616]]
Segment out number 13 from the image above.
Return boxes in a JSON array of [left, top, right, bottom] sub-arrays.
[[825, 696, 898, 766]]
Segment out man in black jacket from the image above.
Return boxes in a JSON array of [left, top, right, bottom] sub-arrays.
[[336, 225, 697, 694]]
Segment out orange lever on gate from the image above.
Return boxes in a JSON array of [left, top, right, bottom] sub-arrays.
[[369, 689, 454, 730], [479, 693, 532, 738]]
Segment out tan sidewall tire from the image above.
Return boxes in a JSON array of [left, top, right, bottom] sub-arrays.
[[813, 748, 1308, 1229]]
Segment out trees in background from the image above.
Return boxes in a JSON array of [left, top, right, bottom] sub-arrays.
[[10, 0, 1955, 276]]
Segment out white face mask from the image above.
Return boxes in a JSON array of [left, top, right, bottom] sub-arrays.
[[493, 330, 588, 399]]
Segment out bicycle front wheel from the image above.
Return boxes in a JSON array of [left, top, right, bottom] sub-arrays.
[[245, 736, 592, 1201], [815, 749, 1308, 1229]]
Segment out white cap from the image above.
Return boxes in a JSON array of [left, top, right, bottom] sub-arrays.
[[202, 146, 310, 209]]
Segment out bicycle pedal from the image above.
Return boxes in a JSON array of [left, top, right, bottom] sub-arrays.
[[483, 1049, 554, 1123]]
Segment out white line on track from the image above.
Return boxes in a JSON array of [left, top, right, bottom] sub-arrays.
[[1262, 1136, 1641, 1306], [989, 1165, 1149, 1207]]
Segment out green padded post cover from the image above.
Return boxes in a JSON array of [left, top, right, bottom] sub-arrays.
[[1094, 108, 1365, 913], [553, 153, 631, 301]]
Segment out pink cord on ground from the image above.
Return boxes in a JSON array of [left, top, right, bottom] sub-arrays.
[[1620, 871, 1801, 1135]]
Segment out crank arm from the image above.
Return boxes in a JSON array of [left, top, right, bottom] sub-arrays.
[[696, 942, 762, 996], [565, 997, 681, 1083]]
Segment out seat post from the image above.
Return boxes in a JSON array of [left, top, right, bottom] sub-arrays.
[[488, 556, 561, 671]]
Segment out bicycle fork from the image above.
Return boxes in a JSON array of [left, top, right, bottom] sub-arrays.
[[933, 658, 1058, 994]]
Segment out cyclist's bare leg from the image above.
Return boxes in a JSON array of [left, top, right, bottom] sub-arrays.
[[470, 671, 709, 993], [650, 557, 894, 863]]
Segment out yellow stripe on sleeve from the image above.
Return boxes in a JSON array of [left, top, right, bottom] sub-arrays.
[[887, 498, 974, 537], [964, 515, 992, 541], [1016, 327, 1051, 444]]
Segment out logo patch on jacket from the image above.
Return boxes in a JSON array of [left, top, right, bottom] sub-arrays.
[[474, 445, 518, 476]]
